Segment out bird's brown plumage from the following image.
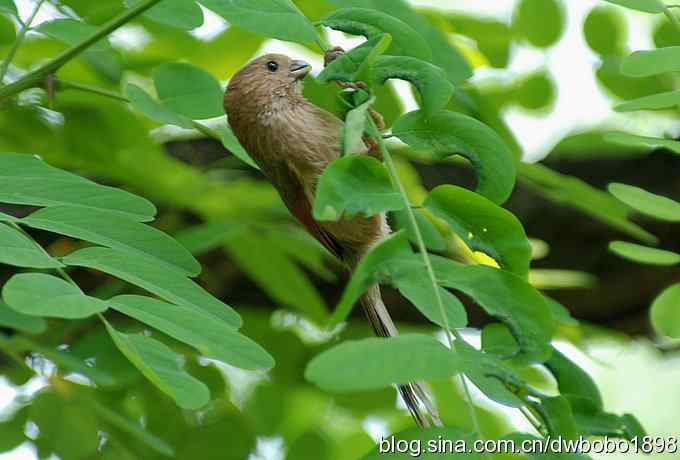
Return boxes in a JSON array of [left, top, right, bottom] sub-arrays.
[[224, 53, 439, 427]]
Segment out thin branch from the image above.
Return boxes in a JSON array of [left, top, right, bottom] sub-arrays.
[[0, 0, 47, 83], [0, 0, 163, 99], [54, 79, 130, 102]]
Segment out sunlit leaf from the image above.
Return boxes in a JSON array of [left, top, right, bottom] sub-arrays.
[[126, 83, 193, 129], [584, 6, 627, 56], [393, 110, 516, 204], [0, 300, 47, 334], [650, 283, 680, 338], [0, 14, 14, 45], [0, 0, 17, 16], [199, 0, 318, 44], [125, 0, 204, 30], [0, 153, 157, 221], [62, 247, 241, 327], [444, 13, 513, 68], [513, 0, 564, 48], [395, 274, 467, 329], [104, 320, 210, 410], [391, 208, 446, 252], [372, 56, 453, 115], [425, 185, 531, 278], [22, 206, 201, 276], [321, 7, 430, 59], [609, 241, 680, 265], [621, 46, 680, 77], [603, 0, 665, 13], [153, 62, 224, 120], [2, 273, 107, 318], [0, 222, 63, 269], [305, 334, 460, 392], [604, 132, 680, 154], [313, 156, 403, 221], [110, 295, 274, 370], [516, 71, 556, 111], [342, 94, 374, 156], [317, 33, 391, 84], [608, 183, 680, 222], [217, 124, 259, 169], [614, 90, 680, 112]]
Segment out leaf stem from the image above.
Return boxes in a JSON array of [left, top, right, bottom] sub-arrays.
[[370, 119, 486, 443], [0, 0, 47, 83], [0, 0, 163, 100], [54, 79, 130, 102]]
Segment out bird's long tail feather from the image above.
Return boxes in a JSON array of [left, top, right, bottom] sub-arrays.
[[360, 285, 443, 427]]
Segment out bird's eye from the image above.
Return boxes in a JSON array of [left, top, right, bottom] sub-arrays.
[[266, 61, 278, 72]]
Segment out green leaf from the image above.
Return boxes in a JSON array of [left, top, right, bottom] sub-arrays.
[[104, 320, 210, 410], [321, 8, 430, 60], [372, 56, 453, 115], [0, 222, 64, 269], [432, 257, 555, 362], [360, 426, 478, 460], [125, 0, 204, 30], [608, 183, 680, 222], [481, 323, 519, 357], [603, 0, 665, 13], [36, 19, 110, 52], [395, 274, 467, 329], [0, 13, 14, 45], [604, 132, 680, 154], [216, 124, 259, 169], [515, 71, 556, 111], [584, 6, 627, 56], [513, 0, 565, 48], [305, 334, 460, 392], [342, 94, 374, 156], [0, 154, 156, 221], [109, 295, 274, 370], [0, 300, 47, 334], [313, 156, 403, 221], [621, 46, 680, 77], [0, 0, 17, 16], [317, 33, 391, 84], [393, 110, 516, 204], [518, 162, 658, 244], [424, 185, 531, 278], [545, 347, 603, 411], [2, 273, 107, 318], [62, 247, 241, 327], [21, 206, 201, 276], [199, 0, 318, 44], [444, 13, 513, 68], [126, 83, 194, 129], [391, 209, 445, 252], [455, 339, 524, 407], [538, 396, 579, 438], [609, 241, 680, 265], [614, 90, 680, 112], [650, 283, 680, 338], [152, 62, 224, 120]]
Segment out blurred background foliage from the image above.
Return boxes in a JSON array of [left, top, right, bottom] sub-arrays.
[[1, 0, 680, 459]]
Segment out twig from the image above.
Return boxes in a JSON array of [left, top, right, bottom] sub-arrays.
[[0, 0, 47, 83]]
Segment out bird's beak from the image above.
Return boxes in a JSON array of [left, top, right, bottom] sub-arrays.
[[290, 60, 311, 80]]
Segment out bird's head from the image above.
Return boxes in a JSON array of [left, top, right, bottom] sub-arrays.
[[225, 54, 311, 116]]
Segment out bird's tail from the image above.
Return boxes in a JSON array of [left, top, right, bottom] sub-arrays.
[[360, 285, 443, 427]]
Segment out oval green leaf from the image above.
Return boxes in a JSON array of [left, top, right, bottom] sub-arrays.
[[0, 0, 17, 16], [126, 83, 194, 129], [0, 300, 47, 334], [621, 47, 680, 77], [317, 33, 391, 84], [372, 56, 453, 115], [342, 94, 374, 156], [394, 275, 467, 329], [62, 247, 241, 327], [609, 241, 680, 265], [36, 19, 110, 51], [584, 6, 627, 56], [199, 0, 318, 44], [608, 183, 680, 222], [153, 63, 224, 120], [313, 156, 403, 221], [110, 295, 274, 370], [614, 90, 680, 112], [424, 185, 531, 278], [393, 110, 516, 204], [216, 124, 259, 169], [0, 154, 156, 222], [21, 206, 201, 276], [514, 0, 565, 48], [603, 0, 665, 13], [104, 321, 210, 410], [545, 347, 603, 412], [650, 283, 680, 338], [321, 8, 430, 59], [604, 132, 680, 155], [125, 0, 204, 30], [0, 222, 63, 269], [2, 273, 107, 318], [305, 334, 460, 392]]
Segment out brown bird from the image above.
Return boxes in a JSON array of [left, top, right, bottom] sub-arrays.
[[224, 53, 439, 427]]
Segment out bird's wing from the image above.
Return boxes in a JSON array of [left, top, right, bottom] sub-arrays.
[[265, 159, 344, 260]]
